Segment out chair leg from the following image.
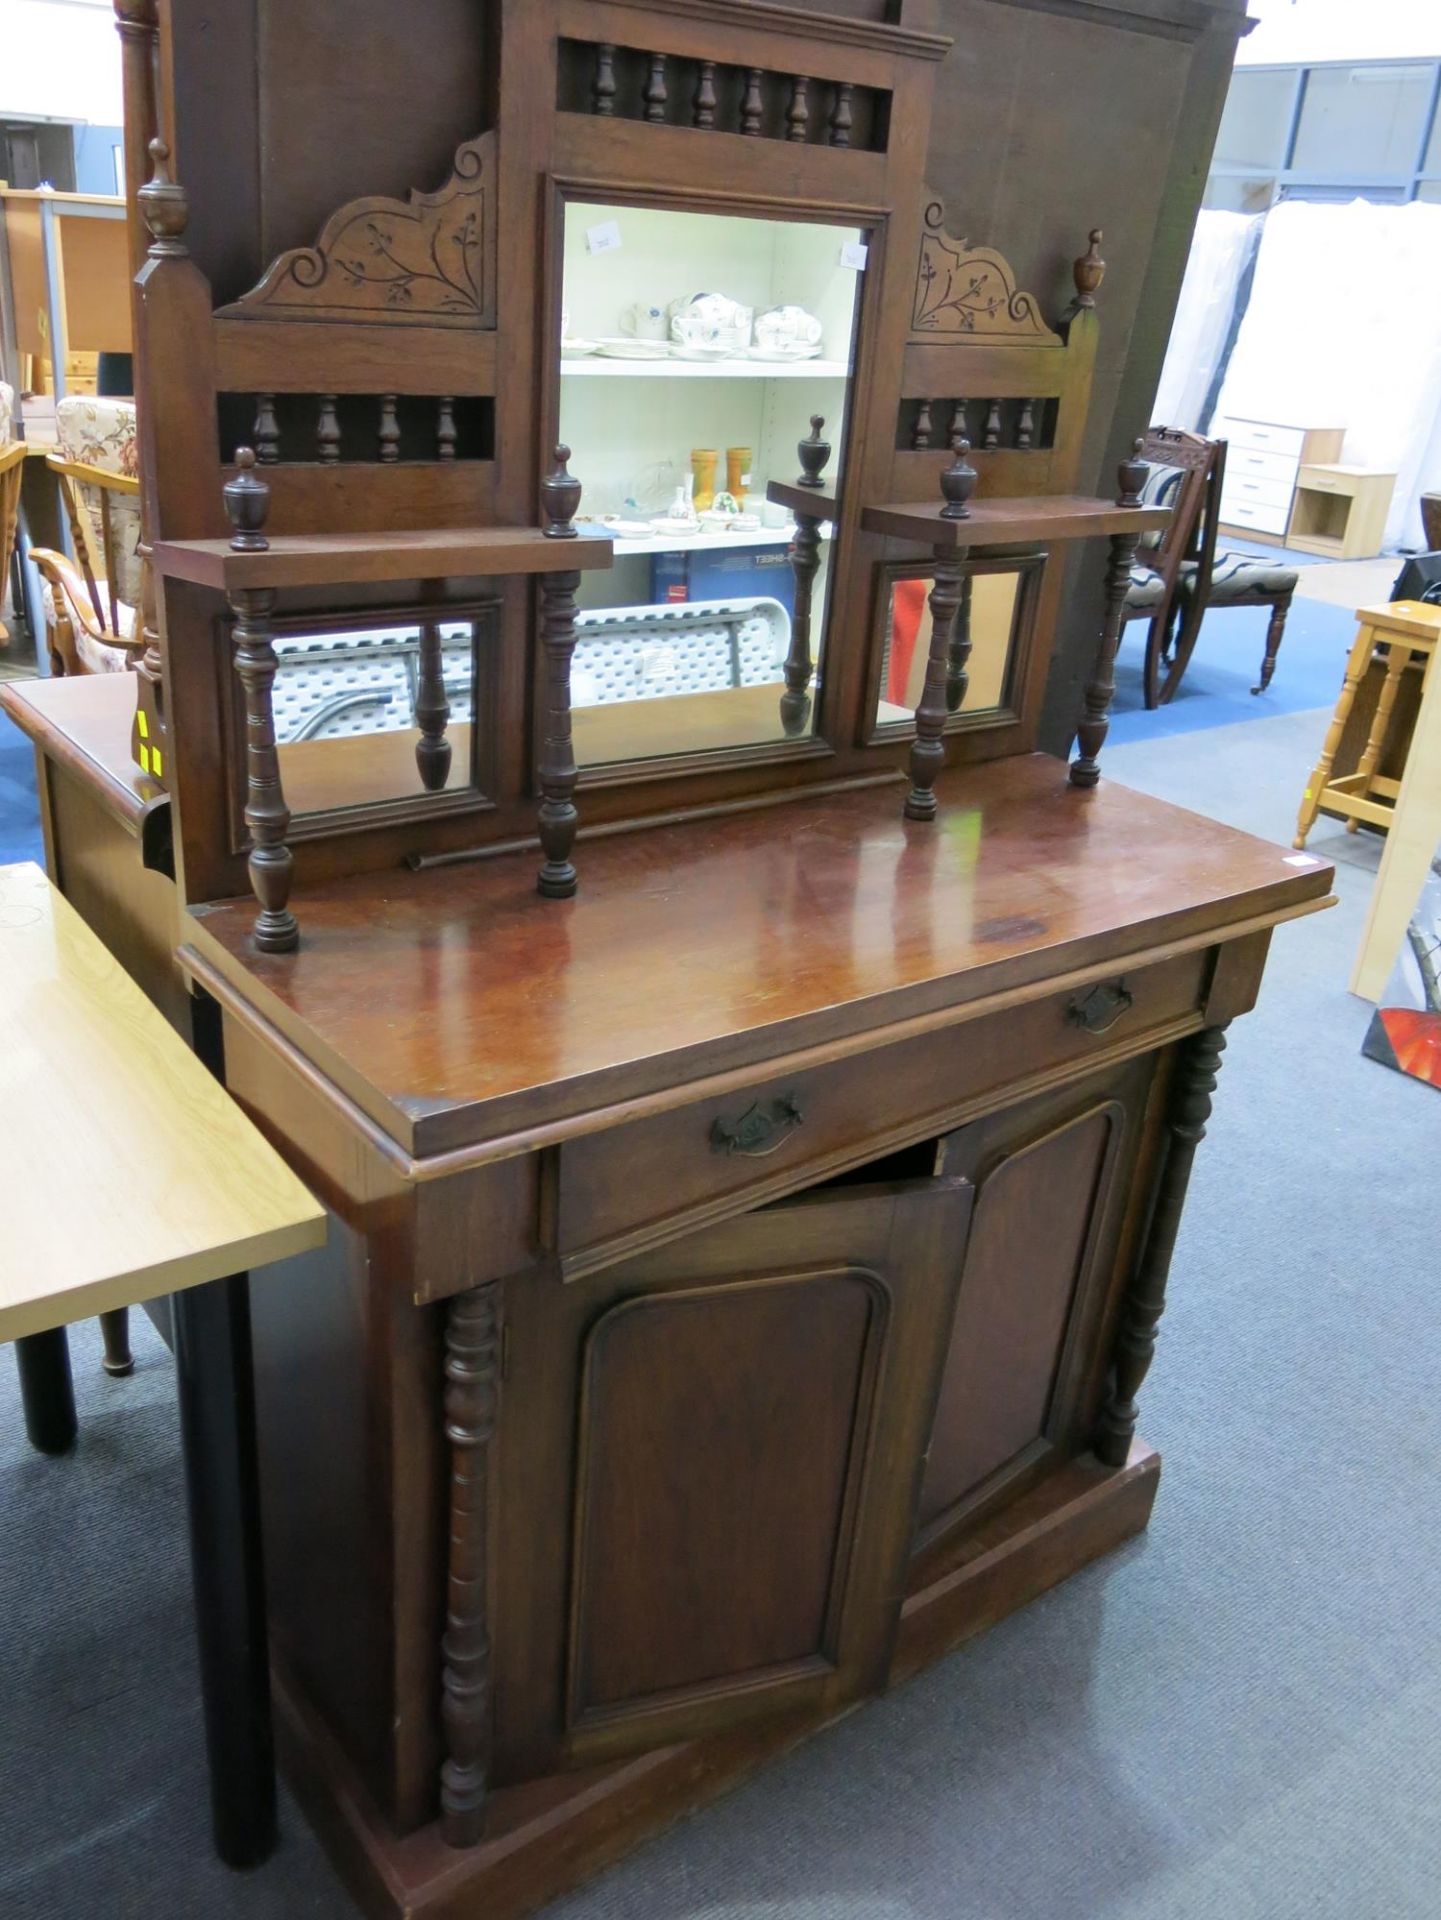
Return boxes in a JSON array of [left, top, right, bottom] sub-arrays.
[[1141, 613, 1165, 710], [1344, 640, 1410, 833], [1295, 619, 1377, 848], [15, 1328, 78, 1455], [100, 1307, 134, 1377], [1251, 593, 1291, 696]]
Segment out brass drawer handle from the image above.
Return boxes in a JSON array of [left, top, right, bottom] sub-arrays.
[[1067, 981, 1133, 1035], [710, 1095, 804, 1157]]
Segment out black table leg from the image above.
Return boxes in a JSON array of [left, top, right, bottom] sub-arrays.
[[171, 1273, 278, 1870], [15, 1327, 77, 1454]]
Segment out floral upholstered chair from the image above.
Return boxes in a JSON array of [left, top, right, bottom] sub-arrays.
[[30, 396, 146, 675], [1, 382, 27, 649]]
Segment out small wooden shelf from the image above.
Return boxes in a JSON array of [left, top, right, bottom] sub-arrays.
[[152, 525, 615, 591], [1287, 464, 1395, 560], [561, 357, 851, 380], [861, 494, 1169, 547]]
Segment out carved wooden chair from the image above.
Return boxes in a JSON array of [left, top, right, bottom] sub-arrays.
[[1162, 438, 1300, 704], [29, 396, 147, 677], [1, 383, 25, 650], [1120, 427, 1215, 709]]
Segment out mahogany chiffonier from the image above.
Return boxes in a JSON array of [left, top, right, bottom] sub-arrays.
[[1, 3, 1330, 1917]]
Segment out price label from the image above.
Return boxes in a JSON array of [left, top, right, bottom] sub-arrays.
[[586, 220, 622, 255], [839, 240, 869, 271]]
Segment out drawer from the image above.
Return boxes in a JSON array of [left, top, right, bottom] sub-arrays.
[[1218, 418, 1307, 460], [1225, 446, 1297, 487], [1296, 465, 1350, 495], [1220, 472, 1293, 514], [1219, 495, 1290, 537], [555, 949, 1212, 1273]]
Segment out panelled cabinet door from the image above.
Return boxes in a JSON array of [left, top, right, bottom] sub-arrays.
[[915, 1054, 1165, 1559], [493, 1177, 974, 1780]]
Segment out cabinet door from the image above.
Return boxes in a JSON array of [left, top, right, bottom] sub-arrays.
[[915, 1055, 1164, 1558], [494, 1177, 973, 1779]]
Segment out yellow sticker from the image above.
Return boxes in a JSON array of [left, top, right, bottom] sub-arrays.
[[137, 710, 149, 738], [138, 742, 151, 774], [1303, 787, 1312, 799], [152, 749, 163, 777]]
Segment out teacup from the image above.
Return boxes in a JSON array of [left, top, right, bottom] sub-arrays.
[[669, 292, 753, 354], [620, 302, 669, 341], [754, 304, 823, 354]]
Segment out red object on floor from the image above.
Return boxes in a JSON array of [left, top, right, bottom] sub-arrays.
[[888, 577, 928, 706], [1378, 1008, 1441, 1086]]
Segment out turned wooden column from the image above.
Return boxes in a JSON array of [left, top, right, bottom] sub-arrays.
[[1095, 1024, 1228, 1466], [414, 620, 452, 792], [780, 416, 830, 737], [440, 1283, 501, 1849], [537, 448, 583, 899], [224, 450, 298, 953], [905, 443, 976, 821], [945, 572, 975, 714], [1070, 439, 1146, 789]]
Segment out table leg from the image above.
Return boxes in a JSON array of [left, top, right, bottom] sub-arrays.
[[15, 1326, 77, 1454], [171, 1273, 278, 1870]]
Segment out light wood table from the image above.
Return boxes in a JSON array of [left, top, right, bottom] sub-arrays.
[[0, 860, 325, 1866]]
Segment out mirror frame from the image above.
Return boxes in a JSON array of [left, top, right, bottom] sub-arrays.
[[863, 550, 1046, 747], [218, 597, 503, 847]]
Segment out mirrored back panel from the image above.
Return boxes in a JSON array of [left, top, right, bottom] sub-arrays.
[[870, 556, 1042, 740], [556, 197, 866, 768]]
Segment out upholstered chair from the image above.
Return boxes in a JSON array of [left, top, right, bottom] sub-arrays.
[[29, 396, 146, 676]]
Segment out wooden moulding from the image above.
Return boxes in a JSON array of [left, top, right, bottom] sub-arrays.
[[152, 527, 614, 591], [862, 495, 1168, 547], [213, 319, 497, 398]]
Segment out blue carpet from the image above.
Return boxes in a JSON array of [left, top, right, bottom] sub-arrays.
[[1110, 593, 1355, 743], [0, 705, 42, 865]]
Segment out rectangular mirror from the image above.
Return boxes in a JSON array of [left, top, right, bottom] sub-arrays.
[[871, 557, 1041, 738], [555, 196, 866, 769], [225, 604, 498, 830]]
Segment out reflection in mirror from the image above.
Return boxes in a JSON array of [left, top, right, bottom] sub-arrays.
[[268, 613, 488, 818], [874, 562, 1032, 734], [557, 197, 865, 768]]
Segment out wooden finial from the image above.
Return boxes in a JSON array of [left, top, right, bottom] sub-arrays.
[[1073, 228, 1105, 308], [224, 448, 271, 552], [542, 445, 582, 537], [940, 438, 978, 520], [138, 137, 189, 254], [1117, 435, 1147, 509], [796, 415, 831, 489]]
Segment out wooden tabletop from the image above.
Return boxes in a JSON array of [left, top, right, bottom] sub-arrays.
[[181, 754, 1335, 1161], [0, 863, 325, 1341], [0, 673, 161, 837], [152, 526, 616, 592], [861, 495, 1170, 548]]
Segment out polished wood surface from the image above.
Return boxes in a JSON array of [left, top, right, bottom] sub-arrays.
[[862, 495, 1169, 547], [153, 525, 614, 591], [0, 862, 325, 1338], [0, 672, 162, 834], [184, 753, 1333, 1157]]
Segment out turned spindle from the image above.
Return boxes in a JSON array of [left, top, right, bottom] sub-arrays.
[[1017, 398, 1036, 450], [1073, 228, 1105, 308], [983, 399, 1002, 450], [1117, 435, 1147, 508], [252, 394, 280, 464], [780, 417, 831, 738], [912, 399, 934, 451], [940, 438, 978, 520], [787, 75, 810, 141], [1070, 526, 1140, 789], [828, 81, 854, 148], [694, 60, 718, 127], [644, 52, 668, 121], [1095, 1026, 1228, 1466], [741, 68, 764, 135], [437, 396, 457, 461], [592, 42, 617, 115], [414, 620, 452, 793], [949, 400, 968, 452], [946, 572, 975, 714], [224, 451, 298, 953], [905, 557, 964, 821], [317, 394, 341, 464], [537, 449, 583, 897], [439, 1283, 501, 1848], [378, 394, 400, 463]]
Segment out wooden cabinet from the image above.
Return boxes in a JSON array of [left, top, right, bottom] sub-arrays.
[[495, 1176, 972, 1777]]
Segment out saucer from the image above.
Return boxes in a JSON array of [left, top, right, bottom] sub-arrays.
[[747, 344, 823, 362], [671, 342, 740, 362], [596, 337, 673, 360], [561, 337, 599, 357]]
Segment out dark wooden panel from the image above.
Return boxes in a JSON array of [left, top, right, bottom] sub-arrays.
[[570, 1268, 876, 1715], [919, 1101, 1115, 1524]]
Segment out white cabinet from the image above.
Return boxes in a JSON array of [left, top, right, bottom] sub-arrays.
[[1214, 418, 1346, 544]]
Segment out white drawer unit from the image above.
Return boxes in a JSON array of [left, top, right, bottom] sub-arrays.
[[1213, 419, 1347, 547]]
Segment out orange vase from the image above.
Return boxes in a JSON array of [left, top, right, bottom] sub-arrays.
[[726, 446, 752, 505], [691, 448, 719, 512]]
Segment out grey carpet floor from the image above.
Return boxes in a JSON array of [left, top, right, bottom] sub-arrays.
[[3, 706, 1439, 1920]]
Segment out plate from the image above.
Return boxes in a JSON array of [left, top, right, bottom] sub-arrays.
[[747, 344, 823, 362], [561, 338, 599, 357], [595, 337, 673, 361], [672, 342, 742, 362]]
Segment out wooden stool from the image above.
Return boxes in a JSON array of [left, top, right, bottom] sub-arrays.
[[1294, 600, 1441, 849]]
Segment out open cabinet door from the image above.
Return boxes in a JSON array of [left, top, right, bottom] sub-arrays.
[[494, 1175, 973, 1779]]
